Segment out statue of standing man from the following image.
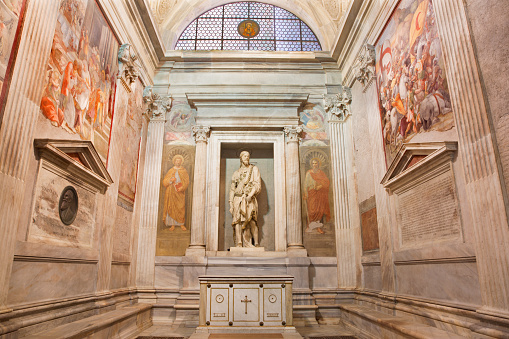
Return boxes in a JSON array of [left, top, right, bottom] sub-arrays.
[[229, 151, 261, 247]]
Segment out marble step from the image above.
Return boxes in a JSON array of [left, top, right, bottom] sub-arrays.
[[339, 304, 465, 339], [23, 303, 152, 339]]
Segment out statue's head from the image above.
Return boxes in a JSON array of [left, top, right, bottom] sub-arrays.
[[240, 151, 250, 166]]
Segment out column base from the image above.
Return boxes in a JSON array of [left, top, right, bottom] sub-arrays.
[[287, 246, 308, 257], [185, 246, 206, 257]]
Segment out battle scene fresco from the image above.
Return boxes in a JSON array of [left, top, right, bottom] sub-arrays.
[[39, 0, 118, 163], [300, 147, 336, 257], [117, 79, 144, 206], [376, 0, 455, 166], [0, 0, 25, 102]]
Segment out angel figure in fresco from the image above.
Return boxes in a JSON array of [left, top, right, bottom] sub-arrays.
[[162, 154, 189, 231], [303, 158, 330, 234]]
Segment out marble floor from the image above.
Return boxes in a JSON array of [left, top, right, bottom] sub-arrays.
[[136, 324, 356, 339]]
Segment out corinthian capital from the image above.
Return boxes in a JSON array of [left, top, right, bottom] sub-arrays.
[[192, 126, 211, 143], [354, 44, 376, 91], [143, 86, 172, 119], [324, 86, 352, 122], [118, 44, 140, 91], [284, 125, 303, 143]]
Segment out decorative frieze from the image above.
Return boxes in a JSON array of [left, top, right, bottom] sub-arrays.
[[143, 86, 172, 119], [283, 125, 303, 143], [324, 87, 352, 122], [192, 126, 211, 143], [354, 44, 376, 91], [118, 44, 140, 92]]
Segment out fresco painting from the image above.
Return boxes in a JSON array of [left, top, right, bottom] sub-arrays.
[[375, 0, 454, 166], [118, 79, 144, 205], [300, 103, 328, 146], [40, 0, 118, 162], [156, 145, 195, 256], [164, 102, 196, 144], [300, 147, 336, 257], [0, 0, 25, 98]]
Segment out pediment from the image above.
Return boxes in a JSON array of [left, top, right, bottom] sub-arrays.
[[381, 142, 458, 191], [34, 139, 113, 194]]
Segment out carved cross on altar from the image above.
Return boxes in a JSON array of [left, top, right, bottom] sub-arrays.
[[241, 295, 252, 314]]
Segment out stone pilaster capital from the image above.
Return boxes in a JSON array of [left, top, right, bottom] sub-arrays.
[[354, 44, 376, 92], [324, 86, 352, 122], [118, 44, 140, 91], [283, 125, 303, 143], [143, 86, 172, 120], [192, 126, 211, 143]]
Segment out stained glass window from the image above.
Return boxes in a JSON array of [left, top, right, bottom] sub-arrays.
[[175, 2, 322, 51]]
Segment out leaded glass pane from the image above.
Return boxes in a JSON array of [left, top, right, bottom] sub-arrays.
[[252, 19, 274, 40], [175, 40, 195, 50], [276, 40, 301, 51], [197, 18, 223, 39], [250, 40, 275, 50], [249, 2, 273, 18], [224, 2, 248, 17], [175, 2, 321, 51], [223, 40, 249, 50], [202, 6, 223, 18], [196, 40, 222, 50], [274, 6, 297, 19], [224, 18, 246, 39], [275, 19, 300, 40]]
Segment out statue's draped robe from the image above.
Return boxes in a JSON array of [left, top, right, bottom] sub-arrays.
[[304, 169, 330, 224], [229, 165, 261, 229], [162, 166, 190, 225]]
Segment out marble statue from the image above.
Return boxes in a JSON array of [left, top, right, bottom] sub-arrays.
[[229, 151, 261, 247]]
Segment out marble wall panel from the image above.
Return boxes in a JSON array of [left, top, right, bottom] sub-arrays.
[[110, 263, 129, 290], [29, 168, 97, 248], [309, 257, 338, 289], [155, 264, 183, 289], [395, 261, 481, 304], [362, 265, 382, 291], [7, 260, 97, 305], [112, 205, 133, 257]]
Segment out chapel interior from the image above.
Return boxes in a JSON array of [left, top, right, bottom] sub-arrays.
[[0, 0, 508, 338]]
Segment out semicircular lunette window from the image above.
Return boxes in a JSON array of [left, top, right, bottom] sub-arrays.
[[175, 2, 322, 51]]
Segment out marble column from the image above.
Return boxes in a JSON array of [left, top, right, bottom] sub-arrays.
[[433, 0, 509, 319], [135, 90, 169, 288], [325, 88, 361, 288], [284, 126, 307, 256], [0, 0, 59, 311], [186, 126, 210, 256]]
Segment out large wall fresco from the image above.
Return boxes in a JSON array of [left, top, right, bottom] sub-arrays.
[[156, 101, 196, 256], [117, 79, 144, 206], [40, 0, 118, 163], [375, 0, 454, 166], [0, 0, 25, 106], [299, 104, 336, 256]]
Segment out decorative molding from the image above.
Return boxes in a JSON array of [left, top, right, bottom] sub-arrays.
[[283, 125, 303, 143], [34, 139, 114, 194], [324, 86, 352, 122], [143, 86, 172, 119], [354, 44, 376, 91], [192, 126, 211, 143], [118, 44, 140, 92]]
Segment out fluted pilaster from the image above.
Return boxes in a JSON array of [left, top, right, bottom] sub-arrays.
[[0, 0, 60, 309], [284, 126, 306, 254], [434, 0, 509, 317], [187, 126, 210, 255], [325, 88, 360, 288], [136, 114, 166, 287]]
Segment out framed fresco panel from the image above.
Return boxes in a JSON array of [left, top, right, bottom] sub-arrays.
[[375, 0, 455, 166], [39, 0, 118, 163]]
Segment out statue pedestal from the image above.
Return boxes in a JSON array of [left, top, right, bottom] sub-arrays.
[[229, 247, 265, 254]]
